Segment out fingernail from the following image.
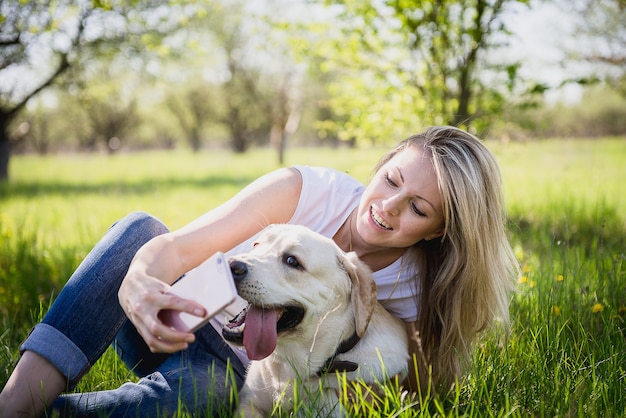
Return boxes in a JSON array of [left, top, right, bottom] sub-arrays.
[[193, 308, 203, 316]]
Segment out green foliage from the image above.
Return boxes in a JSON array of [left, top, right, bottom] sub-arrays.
[[10, 0, 312, 155], [1, 139, 625, 416], [301, 0, 531, 145], [493, 83, 626, 139]]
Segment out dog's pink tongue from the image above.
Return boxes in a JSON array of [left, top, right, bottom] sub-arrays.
[[243, 305, 279, 360]]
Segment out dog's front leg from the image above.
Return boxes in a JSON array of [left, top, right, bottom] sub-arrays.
[[235, 364, 276, 418], [299, 386, 346, 418], [235, 386, 271, 418]]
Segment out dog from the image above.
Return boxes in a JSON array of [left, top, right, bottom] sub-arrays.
[[222, 224, 409, 417]]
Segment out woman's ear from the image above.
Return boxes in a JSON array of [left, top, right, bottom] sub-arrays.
[[425, 228, 444, 241]]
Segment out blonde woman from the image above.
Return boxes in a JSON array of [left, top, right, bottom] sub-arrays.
[[0, 126, 518, 417]]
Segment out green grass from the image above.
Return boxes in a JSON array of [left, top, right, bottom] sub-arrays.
[[1, 139, 625, 416]]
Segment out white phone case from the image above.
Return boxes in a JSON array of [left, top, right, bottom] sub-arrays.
[[158, 252, 237, 333]]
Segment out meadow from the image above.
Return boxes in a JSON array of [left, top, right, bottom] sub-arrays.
[[1, 138, 625, 417]]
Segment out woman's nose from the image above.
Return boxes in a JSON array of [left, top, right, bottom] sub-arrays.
[[381, 195, 401, 216]]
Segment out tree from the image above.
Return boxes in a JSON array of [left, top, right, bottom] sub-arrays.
[[0, 0, 190, 180], [565, 0, 626, 95], [201, 1, 276, 153], [167, 85, 216, 153], [0, 1, 79, 180], [268, 70, 302, 165], [179, 0, 305, 155], [304, 0, 529, 144], [79, 94, 139, 154]]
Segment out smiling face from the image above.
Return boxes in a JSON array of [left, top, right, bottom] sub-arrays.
[[356, 145, 445, 250]]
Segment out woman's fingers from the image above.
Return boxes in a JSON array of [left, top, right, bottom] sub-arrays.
[[161, 292, 207, 319], [119, 272, 201, 353], [143, 315, 194, 353]]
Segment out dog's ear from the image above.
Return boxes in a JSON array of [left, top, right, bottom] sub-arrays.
[[341, 252, 377, 337]]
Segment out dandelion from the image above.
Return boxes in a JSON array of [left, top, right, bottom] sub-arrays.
[[556, 274, 564, 282], [518, 276, 528, 284], [592, 303, 604, 313], [551, 305, 561, 316], [529, 280, 536, 288], [522, 265, 532, 274]]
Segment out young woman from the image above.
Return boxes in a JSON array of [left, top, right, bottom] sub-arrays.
[[0, 126, 518, 417]]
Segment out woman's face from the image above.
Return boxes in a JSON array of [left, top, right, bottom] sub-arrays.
[[357, 145, 445, 250]]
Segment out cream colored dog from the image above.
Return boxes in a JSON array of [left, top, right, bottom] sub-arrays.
[[222, 224, 409, 417]]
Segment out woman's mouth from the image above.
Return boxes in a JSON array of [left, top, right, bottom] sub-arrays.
[[370, 207, 392, 230]]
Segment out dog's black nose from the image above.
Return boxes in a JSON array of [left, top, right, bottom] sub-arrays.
[[229, 260, 248, 282]]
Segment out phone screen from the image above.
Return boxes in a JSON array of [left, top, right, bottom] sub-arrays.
[[158, 252, 237, 333]]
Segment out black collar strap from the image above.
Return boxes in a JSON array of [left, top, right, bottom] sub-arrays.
[[316, 331, 361, 376]]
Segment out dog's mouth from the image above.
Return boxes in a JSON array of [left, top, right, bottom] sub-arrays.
[[222, 303, 305, 360]]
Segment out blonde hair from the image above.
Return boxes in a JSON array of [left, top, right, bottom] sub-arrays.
[[375, 126, 519, 389]]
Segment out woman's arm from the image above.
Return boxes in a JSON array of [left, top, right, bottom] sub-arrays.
[[118, 167, 303, 353]]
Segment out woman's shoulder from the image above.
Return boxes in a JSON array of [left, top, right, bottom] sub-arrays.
[[287, 166, 363, 238], [291, 165, 364, 206], [292, 165, 363, 189]]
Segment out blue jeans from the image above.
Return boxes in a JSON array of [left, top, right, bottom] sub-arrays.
[[20, 212, 246, 417]]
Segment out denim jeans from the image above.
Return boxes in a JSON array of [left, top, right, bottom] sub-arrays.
[[20, 212, 246, 417]]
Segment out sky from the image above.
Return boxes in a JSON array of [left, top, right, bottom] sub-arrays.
[[501, 1, 586, 104]]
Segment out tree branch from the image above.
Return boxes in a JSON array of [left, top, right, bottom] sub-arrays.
[[5, 5, 90, 120], [0, 34, 21, 47]]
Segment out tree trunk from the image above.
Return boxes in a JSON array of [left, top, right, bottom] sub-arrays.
[[0, 116, 10, 181], [0, 140, 9, 182], [191, 128, 201, 153], [231, 131, 247, 153], [270, 123, 286, 165], [454, 66, 472, 126]]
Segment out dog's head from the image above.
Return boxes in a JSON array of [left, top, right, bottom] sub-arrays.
[[222, 224, 377, 362]]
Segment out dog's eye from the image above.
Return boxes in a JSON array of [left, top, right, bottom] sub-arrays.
[[283, 254, 303, 270]]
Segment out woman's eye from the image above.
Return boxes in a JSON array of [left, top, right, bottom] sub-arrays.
[[283, 254, 302, 269], [412, 203, 426, 217], [385, 173, 398, 187]]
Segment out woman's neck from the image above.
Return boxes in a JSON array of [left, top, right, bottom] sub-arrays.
[[333, 210, 405, 272]]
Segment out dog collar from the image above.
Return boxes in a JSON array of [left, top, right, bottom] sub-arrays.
[[316, 331, 361, 376]]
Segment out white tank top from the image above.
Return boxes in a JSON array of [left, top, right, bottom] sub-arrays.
[[211, 166, 420, 364]]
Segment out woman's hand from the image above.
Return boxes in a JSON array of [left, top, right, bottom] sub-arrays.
[[118, 267, 207, 354], [116, 168, 304, 353]]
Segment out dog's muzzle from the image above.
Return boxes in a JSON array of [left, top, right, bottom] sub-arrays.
[[222, 259, 305, 361]]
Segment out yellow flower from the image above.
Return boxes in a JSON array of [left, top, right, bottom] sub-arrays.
[[592, 303, 604, 313], [522, 265, 532, 274], [551, 305, 561, 316], [529, 280, 536, 288], [556, 274, 564, 282], [518, 276, 528, 284]]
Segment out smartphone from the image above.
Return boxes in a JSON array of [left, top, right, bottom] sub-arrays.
[[158, 252, 237, 333]]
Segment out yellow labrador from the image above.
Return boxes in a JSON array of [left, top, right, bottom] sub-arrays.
[[222, 224, 409, 417]]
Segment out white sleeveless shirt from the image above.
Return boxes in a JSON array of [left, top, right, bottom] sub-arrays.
[[210, 166, 420, 365]]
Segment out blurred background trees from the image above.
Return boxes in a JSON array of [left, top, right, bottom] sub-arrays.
[[1, 0, 624, 180]]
